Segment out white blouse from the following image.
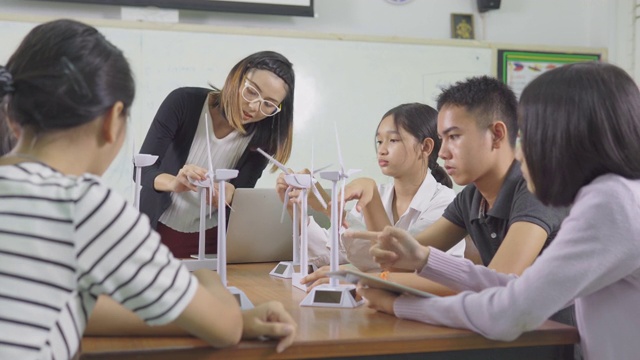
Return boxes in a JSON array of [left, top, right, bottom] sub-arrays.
[[307, 171, 465, 272]]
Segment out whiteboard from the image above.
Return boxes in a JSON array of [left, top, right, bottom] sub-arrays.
[[0, 19, 491, 199]]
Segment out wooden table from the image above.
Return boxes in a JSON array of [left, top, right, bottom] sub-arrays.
[[81, 263, 578, 359]]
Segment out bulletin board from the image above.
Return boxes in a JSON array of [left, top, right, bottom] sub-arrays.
[[497, 49, 602, 98]]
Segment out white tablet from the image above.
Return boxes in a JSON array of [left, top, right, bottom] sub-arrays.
[[327, 268, 439, 298]]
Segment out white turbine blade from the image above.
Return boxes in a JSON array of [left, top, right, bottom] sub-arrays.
[[339, 179, 346, 231], [334, 122, 344, 174], [311, 139, 314, 175], [205, 113, 215, 219], [204, 113, 215, 177], [256, 148, 290, 174], [225, 193, 235, 212], [280, 187, 291, 223], [208, 178, 214, 219], [311, 184, 328, 209], [312, 164, 332, 174]]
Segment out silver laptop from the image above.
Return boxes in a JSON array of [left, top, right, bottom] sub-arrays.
[[225, 188, 330, 264]]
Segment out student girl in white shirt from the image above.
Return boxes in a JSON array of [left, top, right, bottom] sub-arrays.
[[276, 103, 464, 288]]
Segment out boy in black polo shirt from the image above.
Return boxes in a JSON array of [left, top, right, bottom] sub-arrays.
[[366, 76, 573, 328], [421, 76, 567, 275]]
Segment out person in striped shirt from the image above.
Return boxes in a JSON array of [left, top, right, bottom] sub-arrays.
[[0, 19, 296, 360]]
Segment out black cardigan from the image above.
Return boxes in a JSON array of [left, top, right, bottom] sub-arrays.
[[138, 87, 269, 229]]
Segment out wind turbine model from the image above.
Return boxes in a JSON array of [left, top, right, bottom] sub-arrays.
[[133, 154, 158, 209], [181, 113, 219, 273], [132, 135, 158, 210], [181, 113, 253, 309], [256, 148, 328, 289], [214, 167, 253, 310], [300, 124, 364, 308]]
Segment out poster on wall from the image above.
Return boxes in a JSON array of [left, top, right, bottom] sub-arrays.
[[497, 50, 601, 98], [38, 0, 314, 17]]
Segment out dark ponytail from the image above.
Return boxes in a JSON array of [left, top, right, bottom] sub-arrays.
[[380, 103, 453, 188], [0, 66, 16, 155], [429, 160, 452, 188], [3, 19, 134, 133]]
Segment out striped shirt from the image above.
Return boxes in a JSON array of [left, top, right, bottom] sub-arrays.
[[0, 162, 198, 360]]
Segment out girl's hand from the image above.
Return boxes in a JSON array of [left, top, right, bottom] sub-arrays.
[[241, 301, 297, 353], [356, 286, 398, 315], [341, 178, 377, 212], [299, 265, 331, 290], [345, 227, 430, 271], [300, 265, 350, 291]]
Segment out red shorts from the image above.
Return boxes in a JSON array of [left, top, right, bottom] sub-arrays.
[[156, 222, 218, 259]]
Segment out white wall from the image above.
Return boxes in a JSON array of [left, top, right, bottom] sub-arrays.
[[1, 0, 631, 69], [0, 0, 633, 68], [0, 0, 633, 197]]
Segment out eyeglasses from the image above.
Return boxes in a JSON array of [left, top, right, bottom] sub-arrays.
[[241, 81, 282, 117]]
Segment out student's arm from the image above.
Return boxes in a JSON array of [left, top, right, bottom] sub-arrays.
[[383, 218, 467, 296], [463, 235, 483, 265], [413, 217, 468, 252], [87, 270, 296, 351], [386, 219, 544, 293], [486, 221, 547, 275], [342, 178, 390, 231], [86, 270, 242, 347], [386, 272, 457, 296], [188, 269, 296, 352]]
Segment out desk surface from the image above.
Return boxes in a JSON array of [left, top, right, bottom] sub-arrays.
[[81, 263, 578, 359]]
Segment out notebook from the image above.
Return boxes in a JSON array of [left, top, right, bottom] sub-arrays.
[[225, 187, 331, 264]]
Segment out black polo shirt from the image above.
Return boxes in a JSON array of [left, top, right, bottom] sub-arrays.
[[443, 161, 568, 265]]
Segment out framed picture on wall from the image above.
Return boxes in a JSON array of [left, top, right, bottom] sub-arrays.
[[450, 13, 474, 40], [38, 0, 315, 17], [497, 50, 601, 98]]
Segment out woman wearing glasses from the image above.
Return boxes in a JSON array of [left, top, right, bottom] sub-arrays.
[[139, 51, 295, 258]]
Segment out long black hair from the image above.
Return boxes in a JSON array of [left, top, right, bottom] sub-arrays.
[[519, 62, 640, 206], [0, 19, 134, 133], [380, 103, 453, 188]]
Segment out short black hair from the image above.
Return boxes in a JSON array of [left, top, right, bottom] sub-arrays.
[[436, 75, 518, 147], [519, 62, 640, 206], [2, 19, 134, 132]]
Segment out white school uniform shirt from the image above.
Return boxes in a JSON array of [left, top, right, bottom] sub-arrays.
[[307, 171, 465, 272]]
